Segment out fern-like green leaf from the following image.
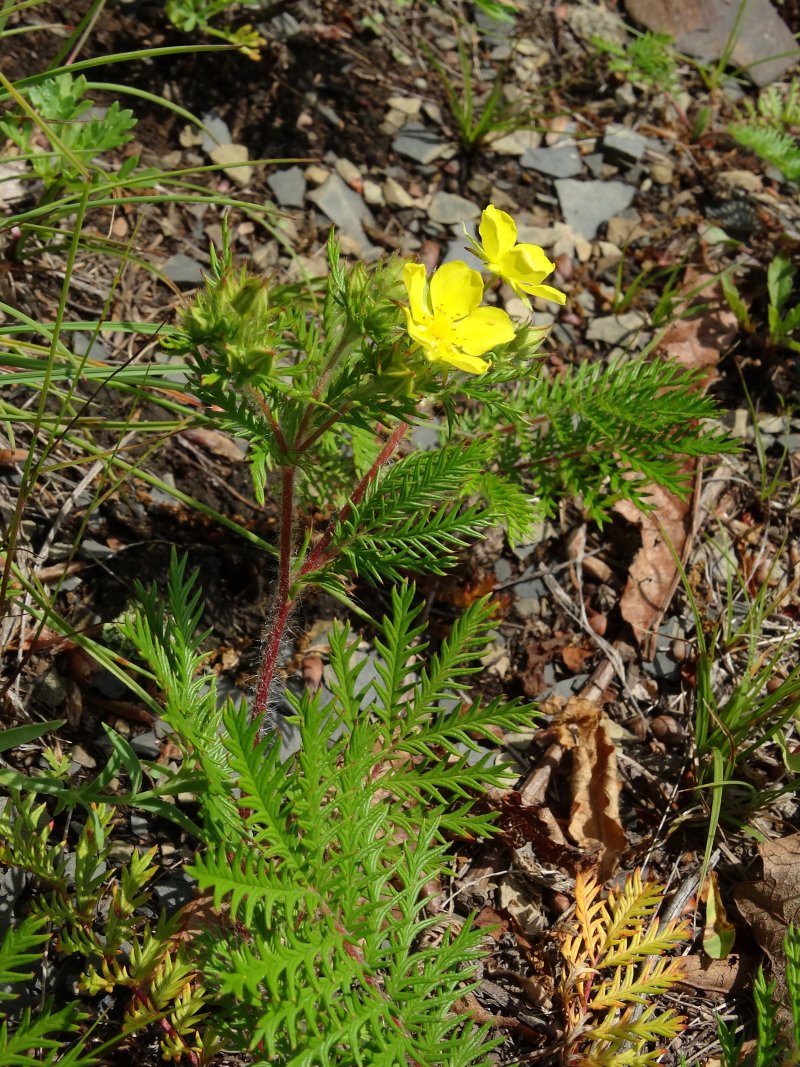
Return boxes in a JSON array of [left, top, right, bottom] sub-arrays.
[[729, 123, 800, 181]]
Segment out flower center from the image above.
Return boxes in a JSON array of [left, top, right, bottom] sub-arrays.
[[427, 309, 457, 344]]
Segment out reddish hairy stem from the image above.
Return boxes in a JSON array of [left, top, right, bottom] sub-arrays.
[[301, 421, 409, 576], [251, 421, 408, 735]]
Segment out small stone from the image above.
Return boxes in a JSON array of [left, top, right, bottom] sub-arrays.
[[267, 166, 306, 208], [108, 842, 136, 864], [383, 176, 416, 208], [596, 240, 623, 272], [130, 730, 160, 759], [422, 100, 443, 125], [392, 123, 450, 165], [650, 160, 674, 184], [308, 172, 378, 260], [381, 109, 407, 135], [163, 254, 204, 288], [34, 667, 66, 709], [555, 178, 636, 240], [489, 129, 541, 155], [757, 414, 787, 435], [584, 152, 604, 178], [78, 537, 114, 561], [200, 110, 231, 153], [427, 191, 481, 225], [520, 143, 583, 178], [567, 2, 629, 46], [615, 81, 638, 108], [304, 164, 329, 185], [602, 124, 648, 167], [152, 873, 196, 914], [362, 179, 384, 206], [586, 312, 648, 344], [494, 558, 512, 583], [651, 714, 683, 743], [718, 169, 763, 193], [606, 212, 646, 245], [335, 157, 361, 185], [411, 423, 441, 451], [545, 117, 577, 145], [386, 95, 422, 117], [130, 813, 151, 838], [71, 745, 96, 769], [209, 143, 252, 186]]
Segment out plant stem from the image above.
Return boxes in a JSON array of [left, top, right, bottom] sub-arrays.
[[251, 421, 409, 732], [252, 464, 295, 727], [300, 420, 409, 575]]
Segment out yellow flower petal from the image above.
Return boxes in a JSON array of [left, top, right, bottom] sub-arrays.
[[527, 283, 567, 305], [429, 260, 483, 320], [403, 262, 430, 320], [438, 349, 491, 374], [453, 306, 515, 356], [479, 204, 517, 262], [503, 244, 556, 281]]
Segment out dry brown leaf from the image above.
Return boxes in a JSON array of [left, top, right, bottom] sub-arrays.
[[678, 951, 752, 996], [657, 270, 738, 380], [615, 483, 693, 658], [614, 268, 735, 657], [552, 697, 626, 879], [561, 643, 593, 673], [733, 833, 800, 1018]]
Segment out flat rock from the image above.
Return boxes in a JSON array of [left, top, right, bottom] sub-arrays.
[[586, 311, 649, 344], [427, 191, 481, 225], [163, 253, 205, 288], [209, 143, 252, 186], [488, 128, 541, 155], [71, 744, 97, 769], [335, 157, 361, 185], [362, 179, 384, 205], [625, 0, 800, 86], [392, 123, 450, 165], [555, 178, 635, 239], [307, 172, 378, 260], [200, 109, 231, 153], [383, 176, 416, 208], [520, 143, 583, 178], [602, 124, 648, 167], [386, 94, 422, 117], [267, 166, 306, 208], [566, 2, 629, 46]]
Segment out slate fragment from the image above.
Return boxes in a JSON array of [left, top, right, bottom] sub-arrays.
[[555, 179, 635, 240], [625, 0, 800, 87]]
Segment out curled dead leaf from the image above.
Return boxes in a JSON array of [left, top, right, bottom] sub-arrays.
[[551, 697, 626, 879]]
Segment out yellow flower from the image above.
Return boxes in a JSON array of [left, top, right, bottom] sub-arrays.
[[402, 260, 515, 375], [474, 204, 566, 308]]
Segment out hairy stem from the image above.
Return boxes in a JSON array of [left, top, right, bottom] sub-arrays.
[[251, 422, 409, 732], [300, 420, 409, 575]]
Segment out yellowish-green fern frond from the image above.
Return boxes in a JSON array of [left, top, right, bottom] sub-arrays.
[[560, 868, 690, 1066]]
